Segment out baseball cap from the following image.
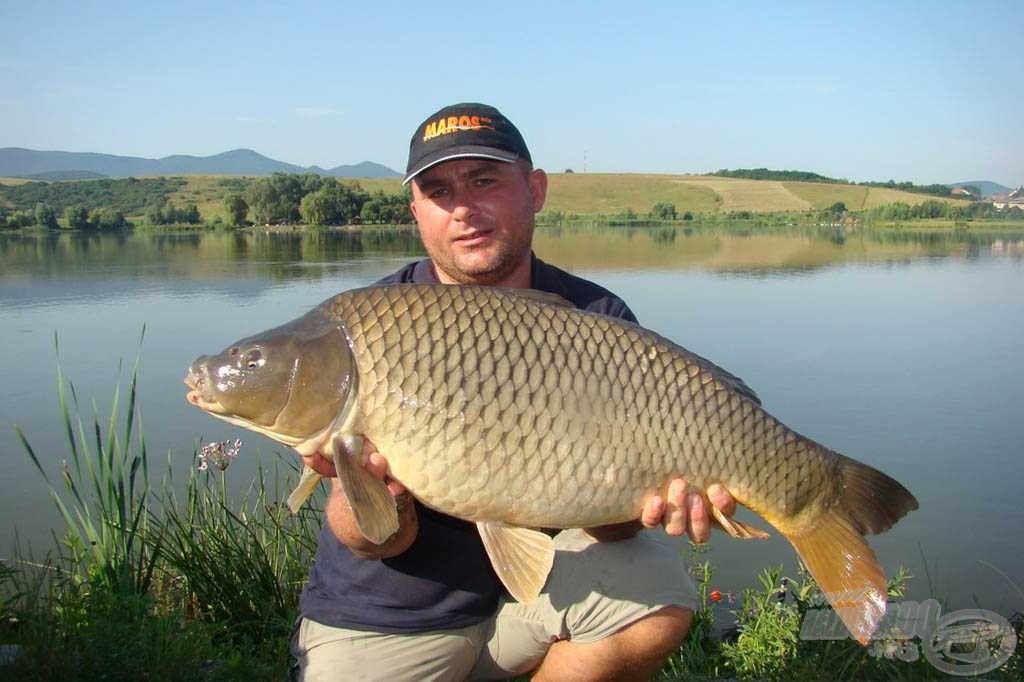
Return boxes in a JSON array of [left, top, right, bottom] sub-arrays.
[[403, 103, 532, 185]]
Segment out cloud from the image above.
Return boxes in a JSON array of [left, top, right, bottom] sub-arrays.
[[235, 115, 268, 123], [294, 106, 344, 118]]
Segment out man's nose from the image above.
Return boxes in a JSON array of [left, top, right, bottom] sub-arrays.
[[450, 193, 478, 221]]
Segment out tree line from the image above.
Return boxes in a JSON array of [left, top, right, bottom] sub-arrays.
[[223, 173, 412, 226], [865, 200, 1023, 221], [0, 177, 184, 214], [1, 203, 128, 230], [711, 168, 977, 200]]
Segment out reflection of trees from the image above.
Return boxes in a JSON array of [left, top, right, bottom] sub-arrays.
[[0, 226, 1016, 284], [0, 227, 425, 282]]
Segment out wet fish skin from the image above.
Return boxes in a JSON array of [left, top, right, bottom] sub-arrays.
[[185, 283, 918, 644]]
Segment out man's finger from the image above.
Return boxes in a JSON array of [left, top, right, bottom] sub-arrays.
[[707, 483, 736, 517], [663, 478, 687, 536], [304, 453, 336, 478], [641, 496, 665, 528], [687, 492, 710, 544], [365, 450, 389, 481]]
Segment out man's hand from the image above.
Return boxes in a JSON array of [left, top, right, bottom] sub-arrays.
[[301, 444, 408, 497], [314, 439, 417, 558], [585, 479, 737, 543], [640, 479, 736, 544]]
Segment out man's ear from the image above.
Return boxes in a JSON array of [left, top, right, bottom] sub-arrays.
[[528, 169, 548, 213]]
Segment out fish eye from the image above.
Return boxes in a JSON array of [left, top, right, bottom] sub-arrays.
[[243, 349, 264, 369]]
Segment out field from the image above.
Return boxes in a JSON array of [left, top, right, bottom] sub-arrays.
[[542, 173, 721, 215]]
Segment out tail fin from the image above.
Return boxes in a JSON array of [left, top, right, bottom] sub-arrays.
[[782, 455, 918, 645]]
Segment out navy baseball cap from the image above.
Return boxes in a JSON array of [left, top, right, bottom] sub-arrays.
[[403, 103, 532, 185]]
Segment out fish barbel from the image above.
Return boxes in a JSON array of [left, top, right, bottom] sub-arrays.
[[184, 284, 917, 644]]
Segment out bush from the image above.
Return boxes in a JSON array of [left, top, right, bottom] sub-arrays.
[[650, 202, 678, 220], [34, 203, 59, 229], [64, 205, 90, 230]]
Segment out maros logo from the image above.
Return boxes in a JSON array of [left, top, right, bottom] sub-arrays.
[[423, 115, 494, 142]]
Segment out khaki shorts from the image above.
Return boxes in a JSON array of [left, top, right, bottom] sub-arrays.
[[291, 528, 698, 682]]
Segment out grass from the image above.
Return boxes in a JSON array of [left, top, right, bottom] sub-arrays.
[[4, 357, 1022, 680], [783, 181, 870, 210], [542, 173, 722, 215], [677, 175, 811, 212]]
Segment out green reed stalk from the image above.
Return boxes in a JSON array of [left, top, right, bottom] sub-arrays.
[[14, 332, 157, 596]]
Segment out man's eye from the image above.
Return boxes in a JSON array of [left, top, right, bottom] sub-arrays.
[[428, 188, 449, 199], [473, 177, 496, 187]]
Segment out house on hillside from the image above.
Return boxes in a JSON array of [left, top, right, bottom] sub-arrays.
[[991, 187, 1024, 210], [950, 186, 975, 197]]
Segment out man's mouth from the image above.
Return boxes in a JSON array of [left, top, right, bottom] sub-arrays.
[[453, 230, 493, 247]]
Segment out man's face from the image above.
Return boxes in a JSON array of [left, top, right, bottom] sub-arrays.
[[409, 159, 547, 285]]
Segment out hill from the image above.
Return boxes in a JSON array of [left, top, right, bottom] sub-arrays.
[[0, 147, 400, 179], [540, 174, 969, 216], [949, 180, 1012, 198]]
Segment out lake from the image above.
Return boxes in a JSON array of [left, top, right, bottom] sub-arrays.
[[1, 225, 1022, 616]]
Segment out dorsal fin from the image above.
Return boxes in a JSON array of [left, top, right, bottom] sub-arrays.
[[498, 287, 575, 309]]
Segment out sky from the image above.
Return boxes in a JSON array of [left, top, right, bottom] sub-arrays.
[[2, 1, 1021, 186]]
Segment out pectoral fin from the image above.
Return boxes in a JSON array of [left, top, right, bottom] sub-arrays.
[[710, 504, 770, 540], [332, 434, 399, 545], [477, 522, 555, 603], [286, 465, 324, 513]]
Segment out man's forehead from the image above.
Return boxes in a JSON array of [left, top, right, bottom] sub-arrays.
[[413, 158, 512, 185]]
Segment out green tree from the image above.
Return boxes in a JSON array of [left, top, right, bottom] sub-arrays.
[[224, 194, 248, 226], [649, 202, 677, 220], [181, 203, 201, 224], [64, 205, 91, 229], [90, 208, 127, 230], [299, 180, 371, 225], [247, 173, 305, 224], [359, 190, 413, 224], [34, 202, 59, 229], [145, 203, 167, 225]]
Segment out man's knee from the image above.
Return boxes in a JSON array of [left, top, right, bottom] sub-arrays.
[[616, 605, 694, 657]]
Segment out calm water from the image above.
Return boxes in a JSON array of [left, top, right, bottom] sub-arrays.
[[1, 226, 1022, 615]]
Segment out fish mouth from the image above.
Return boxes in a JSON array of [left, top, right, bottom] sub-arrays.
[[184, 366, 229, 415]]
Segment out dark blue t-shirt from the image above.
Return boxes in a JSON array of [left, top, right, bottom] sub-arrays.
[[299, 255, 637, 633]]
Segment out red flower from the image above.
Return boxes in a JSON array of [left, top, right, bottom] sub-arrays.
[[709, 590, 722, 603]]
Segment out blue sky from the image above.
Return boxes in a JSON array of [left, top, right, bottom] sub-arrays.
[[2, 1, 1021, 185]]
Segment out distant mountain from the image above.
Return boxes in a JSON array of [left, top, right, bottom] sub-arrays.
[[949, 180, 1012, 198], [0, 147, 400, 179]]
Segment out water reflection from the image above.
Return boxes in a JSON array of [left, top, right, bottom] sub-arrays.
[[2, 225, 1021, 288]]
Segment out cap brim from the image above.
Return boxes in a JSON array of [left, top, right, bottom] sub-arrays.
[[402, 145, 521, 185]]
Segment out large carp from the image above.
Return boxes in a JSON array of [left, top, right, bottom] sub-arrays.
[[184, 284, 917, 644]]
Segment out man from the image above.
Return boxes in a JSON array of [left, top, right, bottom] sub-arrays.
[[291, 103, 738, 681]]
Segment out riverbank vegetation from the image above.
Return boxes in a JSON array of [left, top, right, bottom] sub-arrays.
[[3, 361, 1021, 680], [3, 172, 1022, 233]]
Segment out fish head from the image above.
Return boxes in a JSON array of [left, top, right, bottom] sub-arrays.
[[185, 310, 357, 450]]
